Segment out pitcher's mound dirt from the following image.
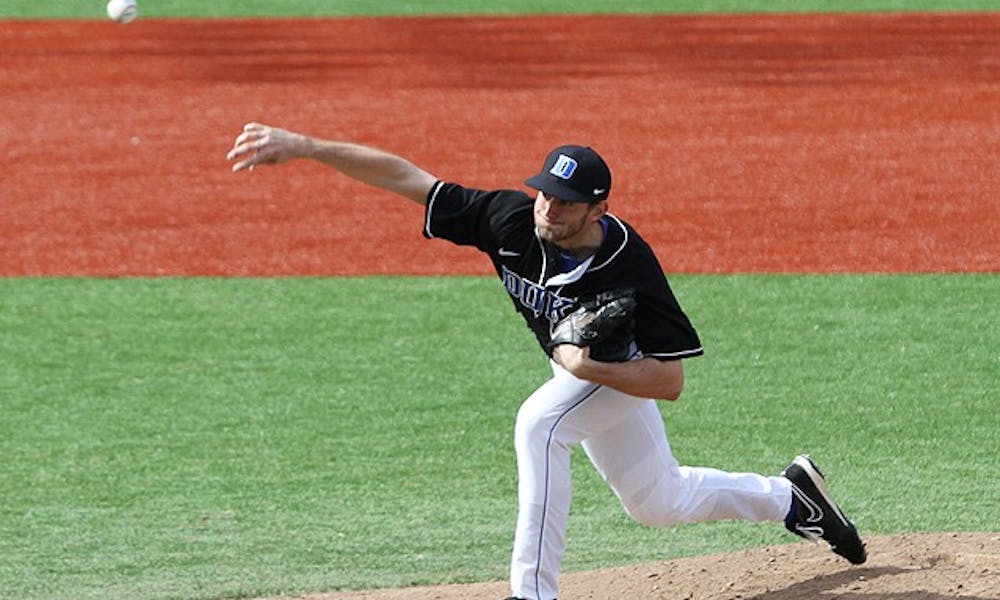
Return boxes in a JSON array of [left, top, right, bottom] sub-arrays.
[[270, 532, 999, 600]]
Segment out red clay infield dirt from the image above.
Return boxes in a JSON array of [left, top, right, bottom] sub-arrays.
[[2, 13, 998, 276], [3, 12, 999, 600]]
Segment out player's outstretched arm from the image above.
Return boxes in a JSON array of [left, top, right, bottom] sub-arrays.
[[227, 122, 437, 205]]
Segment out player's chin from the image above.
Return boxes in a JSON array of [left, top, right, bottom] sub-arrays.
[[536, 224, 565, 242]]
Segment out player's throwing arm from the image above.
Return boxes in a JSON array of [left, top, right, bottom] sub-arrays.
[[227, 122, 436, 205]]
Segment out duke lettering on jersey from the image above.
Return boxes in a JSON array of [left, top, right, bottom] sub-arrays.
[[502, 265, 576, 322]]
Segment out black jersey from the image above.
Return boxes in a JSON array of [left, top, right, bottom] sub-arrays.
[[423, 181, 703, 361]]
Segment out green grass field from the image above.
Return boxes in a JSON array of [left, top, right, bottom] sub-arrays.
[[2, 276, 998, 600], [4, 0, 1000, 18]]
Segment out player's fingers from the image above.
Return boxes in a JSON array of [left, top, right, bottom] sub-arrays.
[[227, 142, 261, 165], [226, 142, 249, 160], [227, 134, 270, 161], [232, 127, 266, 148], [232, 122, 269, 147], [241, 122, 266, 138], [231, 154, 263, 172], [232, 131, 252, 147]]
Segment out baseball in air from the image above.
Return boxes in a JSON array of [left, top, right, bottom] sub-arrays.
[[106, 0, 139, 23]]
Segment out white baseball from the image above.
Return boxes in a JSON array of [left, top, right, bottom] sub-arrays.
[[106, 0, 139, 24]]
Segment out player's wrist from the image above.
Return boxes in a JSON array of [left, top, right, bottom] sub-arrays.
[[298, 135, 322, 160]]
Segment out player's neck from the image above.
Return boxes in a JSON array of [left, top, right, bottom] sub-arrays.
[[553, 220, 605, 260]]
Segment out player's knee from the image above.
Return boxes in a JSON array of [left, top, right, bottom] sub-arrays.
[[513, 406, 550, 450], [624, 501, 682, 528], [623, 481, 686, 527], [515, 399, 574, 455], [617, 471, 689, 528]]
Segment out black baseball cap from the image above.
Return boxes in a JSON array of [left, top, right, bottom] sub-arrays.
[[524, 144, 612, 204]]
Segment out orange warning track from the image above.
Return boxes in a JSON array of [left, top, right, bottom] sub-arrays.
[[2, 14, 997, 275]]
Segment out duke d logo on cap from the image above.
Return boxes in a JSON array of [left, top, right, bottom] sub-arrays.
[[525, 145, 612, 203], [549, 154, 579, 180]]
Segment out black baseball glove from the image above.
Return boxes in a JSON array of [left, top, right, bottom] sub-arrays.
[[548, 288, 638, 362]]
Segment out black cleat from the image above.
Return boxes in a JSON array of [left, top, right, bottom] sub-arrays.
[[782, 455, 867, 564]]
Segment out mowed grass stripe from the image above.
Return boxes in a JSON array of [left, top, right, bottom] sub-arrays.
[[1, 275, 997, 600]]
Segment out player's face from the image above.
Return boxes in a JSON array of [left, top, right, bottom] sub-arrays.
[[534, 190, 605, 246]]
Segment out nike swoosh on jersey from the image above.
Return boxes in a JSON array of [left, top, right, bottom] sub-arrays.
[[593, 188, 606, 195], [498, 248, 521, 257]]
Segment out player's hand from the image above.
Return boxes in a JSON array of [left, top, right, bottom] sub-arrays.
[[552, 344, 594, 378], [227, 122, 310, 172]]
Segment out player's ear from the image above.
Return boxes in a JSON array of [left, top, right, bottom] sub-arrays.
[[589, 200, 608, 220]]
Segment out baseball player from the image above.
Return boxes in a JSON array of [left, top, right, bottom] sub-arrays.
[[227, 123, 867, 600]]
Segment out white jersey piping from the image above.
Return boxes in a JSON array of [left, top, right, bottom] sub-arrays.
[[646, 347, 704, 359], [589, 214, 629, 272], [423, 180, 446, 238]]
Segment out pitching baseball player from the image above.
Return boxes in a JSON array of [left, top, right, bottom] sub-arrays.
[[228, 123, 867, 600]]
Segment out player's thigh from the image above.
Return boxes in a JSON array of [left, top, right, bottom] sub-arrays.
[[516, 371, 649, 446], [581, 400, 679, 492]]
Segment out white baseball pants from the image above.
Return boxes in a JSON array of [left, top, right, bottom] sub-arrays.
[[509, 361, 793, 600]]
